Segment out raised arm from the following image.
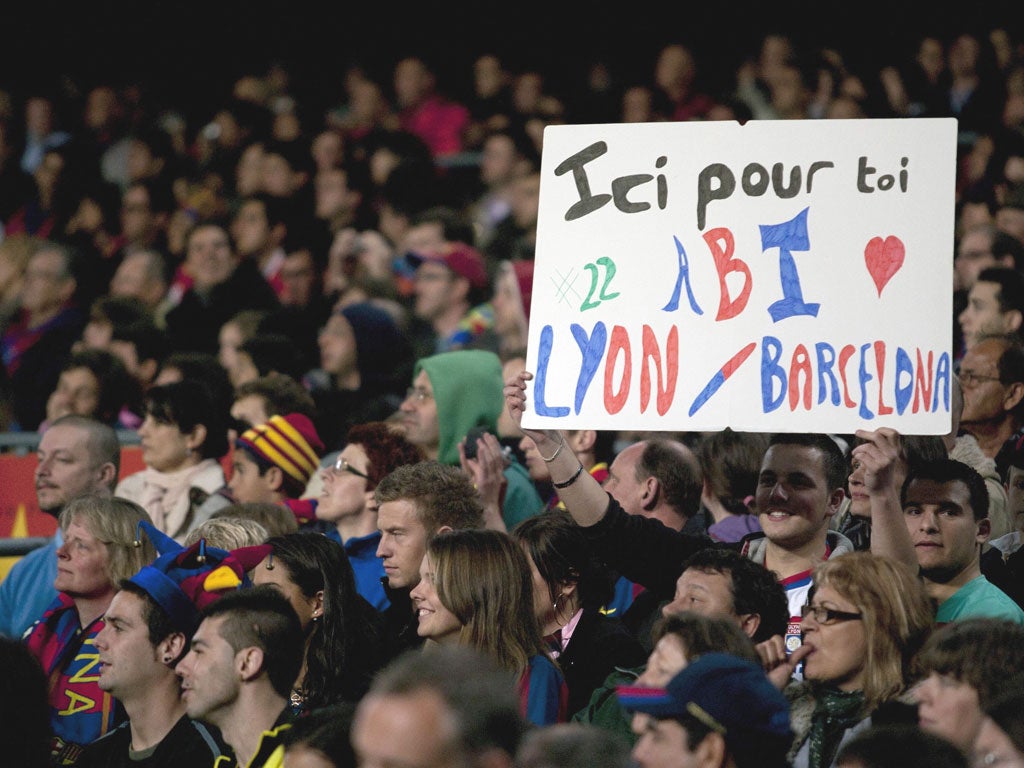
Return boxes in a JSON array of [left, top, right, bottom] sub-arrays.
[[504, 370, 610, 527], [852, 427, 918, 570]]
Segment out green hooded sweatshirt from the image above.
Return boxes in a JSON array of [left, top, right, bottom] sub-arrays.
[[415, 349, 543, 528]]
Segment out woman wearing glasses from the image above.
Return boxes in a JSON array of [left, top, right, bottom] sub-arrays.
[[762, 551, 934, 768], [314, 421, 423, 610]]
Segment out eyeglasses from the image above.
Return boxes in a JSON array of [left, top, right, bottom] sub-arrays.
[[333, 457, 369, 479], [405, 386, 432, 403], [800, 604, 863, 625], [959, 371, 1002, 387]]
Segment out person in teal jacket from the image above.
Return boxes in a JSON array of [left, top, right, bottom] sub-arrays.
[[397, 348, 543, 529]]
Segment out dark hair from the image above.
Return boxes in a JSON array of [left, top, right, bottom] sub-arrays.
[[111, 315, 169, 369], [199, 584, 304, 699], [681, 548, 790, 643], [234, 372, 316, 422], [978, 266, 1024, 314], [408, 205, 476, 247], [698, 429, 770, 515], [239, 333, 306, 382], [263, 533, 383, 706], [118, 579, 192, 654], [768, 433, 848, 492], [158, 351, 234, 416], [650, 611, 759, 663], [345, 421, 424, 490], [638, 439, 703, 519], [901, 458, 990, 521], [281, 702, 358, 767], [916, 618, 1024, 707], [374, 461, 484, 533], [511, 509, 615, 610], [837, 724, 968, 768], [144, 379, 229, 459], [59, 347, 139, 425]]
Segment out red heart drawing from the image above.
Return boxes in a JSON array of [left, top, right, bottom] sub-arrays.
[[864, 236, 905, 297]]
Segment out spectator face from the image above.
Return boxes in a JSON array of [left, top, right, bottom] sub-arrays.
[[412, 262, 460, 322], [110, 252, 165, 307], [519, 431, 554, 482], [46, 366, 101, 422], [22, 249, 74, 317], [409, 554, 462, 643], [261, 153, 299, 197], [231, 199, 271, 258], [281, 250, 316, 307], [397, 372, 440, 455], [176, 615, 241, 725], [352, 690, 456, 768], [228, 451, 276, 504], [35, 423, 109, 513], [798, 584, 867, 691], [186, 226, 236, 291], [959, 281, 1012, 351], [138, 411, 197, 473], [631, 715, 695, 768], [634, 634, 687, 688], [491, 267, 524, 338], [1007, 465, 1024, 532], [756, 444, 840, 551], [251, 557, 320, 631], [661, 567, 736, 620], [317, 313, 357, 378], [236, 144, 265, 197], [480, 135, 517, 187], [954, 228, 997, 292], [915, 671, 983, 752], [218, 321, 246, 387], [902, 478, 988, 582], [375, 498, 428, 589], [316, 443, 371, 523], [121, 185, 155, 244], [95, 590, 161, 699], [314, 168, 352, 221], [603, 442, 647, 518], [959, 339, 1016, 423], [996, 207, 1024, 244], [55, 516, 113, 600]]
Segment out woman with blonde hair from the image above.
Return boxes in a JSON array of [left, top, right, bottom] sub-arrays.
[[410, 528, 568, 725], [763, 551, 935, 768], [25, 496, 156, 761]]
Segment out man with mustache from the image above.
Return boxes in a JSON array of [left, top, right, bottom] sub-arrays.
[[0, 414, 119, 638]]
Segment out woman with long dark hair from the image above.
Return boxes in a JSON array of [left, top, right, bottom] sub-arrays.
[[252, 531, 384, 715]]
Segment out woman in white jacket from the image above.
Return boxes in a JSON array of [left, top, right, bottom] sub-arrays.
[[116, 379, 232, 542]]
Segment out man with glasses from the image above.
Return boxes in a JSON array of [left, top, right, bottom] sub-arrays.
[[957, 333, 1024, 474]]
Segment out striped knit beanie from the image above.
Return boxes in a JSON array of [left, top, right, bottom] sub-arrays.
[[236, 413, 324, 486]]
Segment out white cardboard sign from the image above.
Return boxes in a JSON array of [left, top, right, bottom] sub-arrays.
[[522, 118, 957, 434]]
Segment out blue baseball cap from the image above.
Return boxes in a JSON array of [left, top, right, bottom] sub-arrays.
[[617, 653, 792, 745]]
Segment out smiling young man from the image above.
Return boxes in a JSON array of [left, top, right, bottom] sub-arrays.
[[901, 458, 1024, 624]]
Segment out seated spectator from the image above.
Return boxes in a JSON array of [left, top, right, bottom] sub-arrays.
[[901, 458, 1024, 623], [42, 347, 141, 430], [218, 308, 268, 388], [617, 653, 792, 768], [183, 515, 268, 549], [310, 300, 415, 451], [582, 611, 760, 748], [698, 428, 771, 543], [229, 370, 316, 439], [280, 703, 358, 768], [313, 421, 424, 610], [228, 412, 324, 525], [25, 496, 156, 763], [759, 552, 934, 768], [410, 528, 568, 725], [208, 501, 298, 539], [915, 618, 1024, 754], [153, 350, 234, 418], [1, 240, 86, 430], [511, 510, 646, 715], [251, 532, 384, 715], [115, 380, 232, 542]]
